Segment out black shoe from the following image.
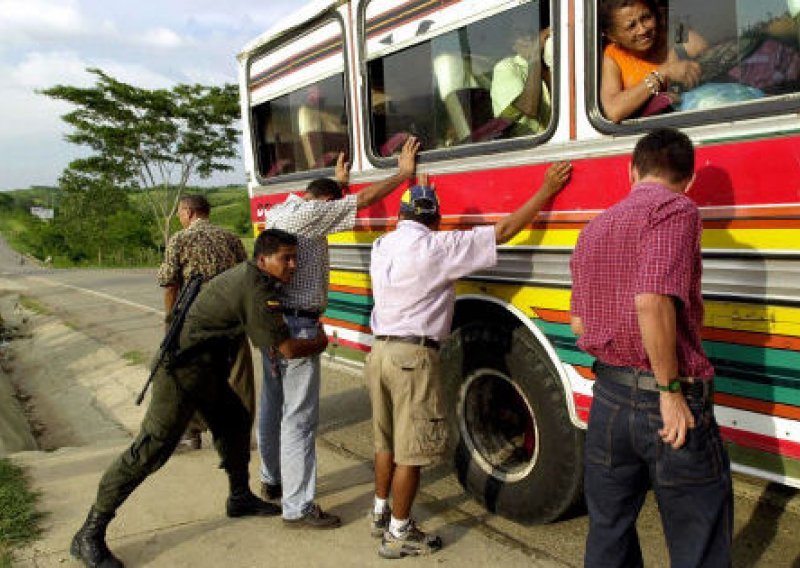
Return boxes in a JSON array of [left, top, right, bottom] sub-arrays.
[[70, 507, 125, 567], [261, 481, 282, 501], [226, 491, 281, 518], [283, 503, 341, 529]]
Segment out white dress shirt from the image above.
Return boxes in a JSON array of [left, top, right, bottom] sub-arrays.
[[369, 221, 497, 341]]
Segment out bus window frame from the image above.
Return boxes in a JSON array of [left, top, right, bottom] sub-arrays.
[[245, 10, 353, 187], [585, 1, 800, 135], [357, 0, 561, 170]]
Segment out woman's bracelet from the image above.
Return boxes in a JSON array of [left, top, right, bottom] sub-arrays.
[[644, 70, 665, 95]]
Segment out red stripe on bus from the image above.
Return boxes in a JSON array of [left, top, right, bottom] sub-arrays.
[[331, 335, 371, 353], [720, 426, 800, 461]]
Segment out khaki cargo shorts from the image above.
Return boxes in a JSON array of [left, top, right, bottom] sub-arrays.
[[365, 339, 447, 466]]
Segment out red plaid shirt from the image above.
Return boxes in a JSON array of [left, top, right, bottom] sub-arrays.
[[570, 182, 713, 379]]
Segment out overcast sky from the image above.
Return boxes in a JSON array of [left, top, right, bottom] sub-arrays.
[[0, 0, 309, 191]]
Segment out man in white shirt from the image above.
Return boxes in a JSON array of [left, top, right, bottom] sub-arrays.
[[367, 162, 572, 559]]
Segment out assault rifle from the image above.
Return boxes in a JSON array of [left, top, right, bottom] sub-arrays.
[[135, 273, 204, 405]]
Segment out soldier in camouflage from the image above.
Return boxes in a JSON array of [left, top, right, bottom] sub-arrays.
[[157, 194, 254, 450], [71, 229, 329, 568]]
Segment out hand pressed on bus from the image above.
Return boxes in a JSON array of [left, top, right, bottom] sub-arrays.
[[494, 161, 571, 244]]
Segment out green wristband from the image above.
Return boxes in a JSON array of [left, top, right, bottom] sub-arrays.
[[657, 379, 682, 393]]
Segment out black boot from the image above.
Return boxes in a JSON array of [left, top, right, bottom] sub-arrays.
[[226, 490, 281, 518], [70, 506, 124, 568]]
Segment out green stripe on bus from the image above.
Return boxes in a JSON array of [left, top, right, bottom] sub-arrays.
[[326, 344, 367, 364], [705, 341, 800, 373], [329, 290, 373, 308], [725, 442, 800, 482], [324, 307, 371, 327], [715, 376, 800, 407]]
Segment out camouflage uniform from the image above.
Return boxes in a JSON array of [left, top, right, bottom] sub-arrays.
[[94, 261, 289, 513], [157, 218, 255, 427]]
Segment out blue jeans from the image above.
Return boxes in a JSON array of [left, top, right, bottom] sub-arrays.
[[584, 370, 733, 568], [256, 315, 321, 520]]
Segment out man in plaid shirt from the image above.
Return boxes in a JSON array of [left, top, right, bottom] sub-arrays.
[[570, 128, 732, 567], [258, 136, 420, 528]]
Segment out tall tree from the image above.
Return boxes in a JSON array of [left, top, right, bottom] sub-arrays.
[[40, 68, 240, 246]]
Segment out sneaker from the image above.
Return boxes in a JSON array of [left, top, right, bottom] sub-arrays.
[[283, 503, 341, 529], [226, 491, 281, 518], [261, 482, 282, 501], [379, 519, 442, 559], [368, 507, 391, 538]]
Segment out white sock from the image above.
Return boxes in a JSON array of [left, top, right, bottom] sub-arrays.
[[374, 496, 388, 514], [389, 515, 410, 537]]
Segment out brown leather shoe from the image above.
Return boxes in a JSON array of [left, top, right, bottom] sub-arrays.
[[283, 504, 341, 529]]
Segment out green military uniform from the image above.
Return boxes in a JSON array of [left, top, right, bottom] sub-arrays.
[[94, 261, 289, 513], [157, 218, 255, 429]]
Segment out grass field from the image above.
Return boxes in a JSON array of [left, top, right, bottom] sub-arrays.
[[0, 459, 42, 567]]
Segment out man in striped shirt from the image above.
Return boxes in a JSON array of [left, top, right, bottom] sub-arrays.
[[257, 137, 420, 529]]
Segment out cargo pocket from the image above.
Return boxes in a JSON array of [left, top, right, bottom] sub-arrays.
[[655, 408, 723, 487], [411, 413, 448, 458]]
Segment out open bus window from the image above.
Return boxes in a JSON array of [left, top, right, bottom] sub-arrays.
[[366, 0, 552, 157], [251, 73, 348, 179], [599, 0, 800, 123]]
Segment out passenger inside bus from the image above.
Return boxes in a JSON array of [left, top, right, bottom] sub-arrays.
[[297, 84, 348, 169], [599, 0, 707, 122], [490, 22, 553, 135]]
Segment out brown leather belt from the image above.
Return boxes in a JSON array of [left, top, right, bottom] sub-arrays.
[[375, 335, 440, 350]]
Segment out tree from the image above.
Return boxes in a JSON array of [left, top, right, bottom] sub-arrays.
[[40, 68, 240, 247]]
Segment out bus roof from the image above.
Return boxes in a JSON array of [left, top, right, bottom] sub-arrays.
[[237, 0, 343, 62]]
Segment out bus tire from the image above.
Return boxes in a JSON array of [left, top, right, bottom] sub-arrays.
[[441, 321, 584, 523]]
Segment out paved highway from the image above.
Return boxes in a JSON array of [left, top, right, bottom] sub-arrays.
[[1, 239, 798, 567]]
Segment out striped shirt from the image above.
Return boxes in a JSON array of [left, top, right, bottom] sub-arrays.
[[570, 182, 713, 379], [265, 193, 358, 311]]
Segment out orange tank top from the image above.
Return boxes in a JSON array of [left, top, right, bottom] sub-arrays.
[[604, 43, 659, 89]]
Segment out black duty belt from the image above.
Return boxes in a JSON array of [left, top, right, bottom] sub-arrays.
[[593, 361, 713, 399], [375, 335, 440, 350], [281, 308, 322, 319]]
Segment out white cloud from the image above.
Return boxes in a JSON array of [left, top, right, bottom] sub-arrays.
[[0, 0, 85, 41], [140, 27, 187, 48], [0, 0, 306, 189]]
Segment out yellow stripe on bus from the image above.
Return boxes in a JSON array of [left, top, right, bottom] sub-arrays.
[[702, 229, 800, 251], [328, 228, 800, 251], [329, 270, 800, 338]]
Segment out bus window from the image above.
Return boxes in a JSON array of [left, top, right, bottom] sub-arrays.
[[598, 0, 800, 123], [365, 0, 553, 156], [247, 19, 348, 180], [252, 74, 348, 177]]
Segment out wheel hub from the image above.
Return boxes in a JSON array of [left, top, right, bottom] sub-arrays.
[[458, 368, 539, 482]]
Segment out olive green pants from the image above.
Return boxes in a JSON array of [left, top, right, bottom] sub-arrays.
[[185, 336, 255, 433], [94, 347, 251, 513]]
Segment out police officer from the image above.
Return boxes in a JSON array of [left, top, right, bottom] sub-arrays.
[[71, 229, 329, 568]]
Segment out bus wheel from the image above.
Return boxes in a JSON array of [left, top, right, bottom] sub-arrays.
[[441, 322, 584, 523]]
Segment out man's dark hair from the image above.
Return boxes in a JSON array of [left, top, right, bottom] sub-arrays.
[[632, 128, 695, 183], [253, 228, 298, 259], [306, 178, 343, 200], [180, 194, 211, 215], [600, 0, 661, 34]]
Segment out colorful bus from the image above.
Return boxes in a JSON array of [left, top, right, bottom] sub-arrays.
[[237, 0, 800, 522]]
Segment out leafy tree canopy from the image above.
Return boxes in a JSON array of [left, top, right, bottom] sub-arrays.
[[40, 68, 241, 246]]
